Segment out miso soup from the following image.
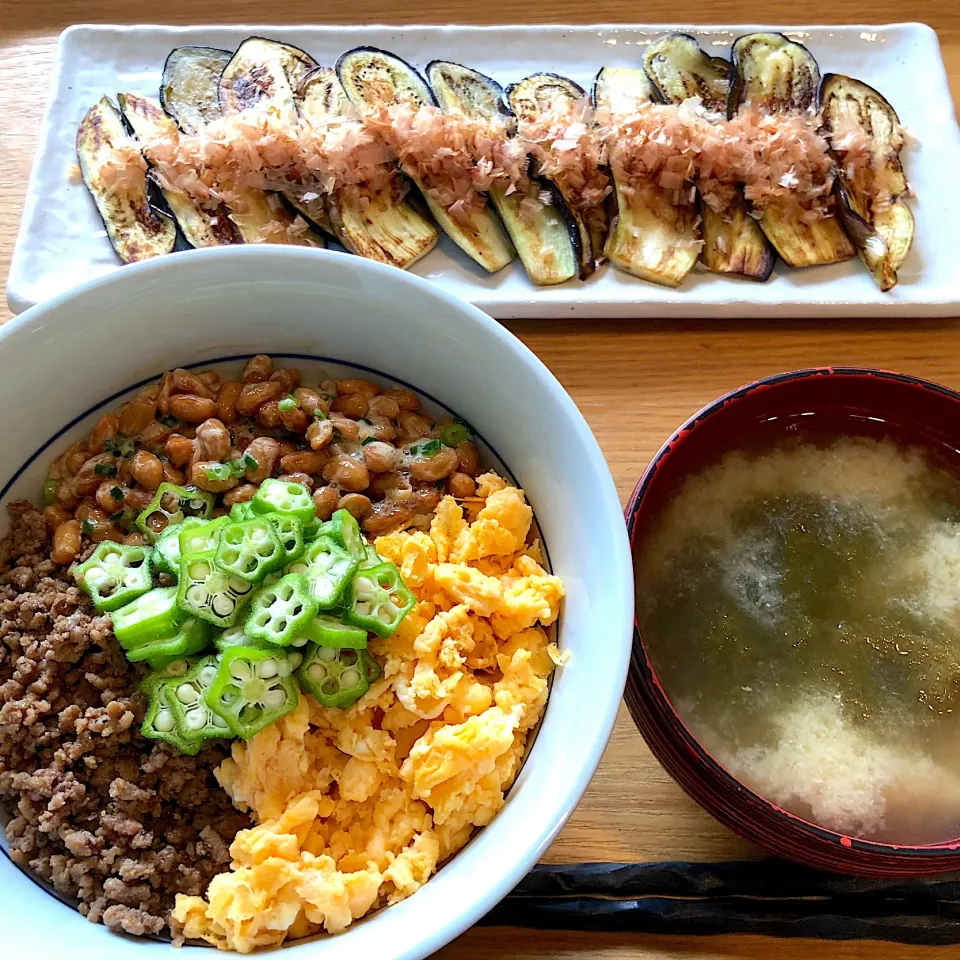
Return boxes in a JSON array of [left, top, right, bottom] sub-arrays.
[[636, 426, 960, 844]]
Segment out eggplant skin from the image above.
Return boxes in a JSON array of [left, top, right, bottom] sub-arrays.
[[423, 61, 576, 284], [426, 61, 511, 121], [642, 34, 773, 281], [296, 63, 439, 269], [336, 46, 437, 109], [77, 97, 176, 264], [218, 37, 317, 120], [728, 33, 854, 269], [728, 33, 820, 116], [506, 74, 586, 122], [819, 73, 914, 291], [337, 47, 513, 273], [643, 33, 730, 114], [594, 67, 699, 287], [117, 92, 239, 249], [160, 46, 232, 134], [503, 72, 607, 279]]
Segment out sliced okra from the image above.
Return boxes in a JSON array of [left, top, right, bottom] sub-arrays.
[[320, 508, 365, 558], [111, 586, 183, 649], [343, 562, 415, 638], [178, 516, 228, 558], [297, 643, 376, 709], [266, 513, 305, 564], [177, 551, 254, 628], [74, 541, 153, 612], [252, 478, 316, 524], [215, 516, 284, 583], [136, 483, 214, 540], [125, 617, 213, 666], [245, 573, 318, 647], [167, 655, 233, 742], [141, 680, 202, 755], [286, 535, 358, 609], [205, 646, 299, 738]]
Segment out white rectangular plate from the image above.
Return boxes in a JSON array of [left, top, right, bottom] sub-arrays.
[[8, 22, 960, 318]]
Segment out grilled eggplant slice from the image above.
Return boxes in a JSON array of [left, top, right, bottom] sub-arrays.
[[337, 47, 515, 273], [218, 37, 317, 122], [505, 72, 610, 278], [643, 34, 730, 112], [297, 66, 438, 269], [77, 97, 176, 264], [729, 33, 854, 268], [427, 61, 578, 285], [209, 38, 326, 244], [819, 74, 914, 291], [160, 46, 232, 134], [117, 93, 239, 249], [593, 67, 699, 288], [643, 34, 774, 281]]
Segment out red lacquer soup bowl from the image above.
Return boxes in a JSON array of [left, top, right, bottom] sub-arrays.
[[625, 367, 960, 877]]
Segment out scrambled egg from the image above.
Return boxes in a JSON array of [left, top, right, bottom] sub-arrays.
[[173, 474, 565, 952]]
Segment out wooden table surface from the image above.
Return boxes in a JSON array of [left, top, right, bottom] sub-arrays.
[[2, 2, 960, 958]]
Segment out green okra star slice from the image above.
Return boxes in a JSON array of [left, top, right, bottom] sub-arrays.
[[285, 535, 359, 609], [245, 573, 318, 647], [252, 478, 316, 525], [178, 516, 229, 558], [215, 516, 285, 583], [230, 501, 257, 522], [266, 513, 305, 564], [142, 679, 202, 755], [297, 643, 371, 709], [74, 541, 153, 612], [204, 646, 299, 738], [136, 483, 215, 540], [167, 655, 234, 742], [343, 562, 415, 638], [177, 551, 255, 627]]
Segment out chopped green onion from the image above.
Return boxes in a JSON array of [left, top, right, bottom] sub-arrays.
[[332, 430, 345, 443], [313, 409, 327, 420], [411, 439, 442, 458], [434, 480, 447, 490], [94, 464, 118, 477], [243, 452, 259, 471], [160, 415, 178, 427], [109, 510, 125, 522], [204, 463, 233, 483], [110, 486, 125, 502], [81, 519, 95, 537], [43, 476, 57, 506], [360, 437, 377, 446], [278, 396, 299, 412], [439, 423, 469, 447]]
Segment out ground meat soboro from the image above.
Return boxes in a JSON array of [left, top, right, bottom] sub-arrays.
[[0, 501, 249, 937]]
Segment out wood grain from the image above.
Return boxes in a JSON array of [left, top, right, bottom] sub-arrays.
[[2, 3, 960, 958]]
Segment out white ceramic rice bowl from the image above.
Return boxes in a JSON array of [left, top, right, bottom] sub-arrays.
[[0, 247, 633, 959]]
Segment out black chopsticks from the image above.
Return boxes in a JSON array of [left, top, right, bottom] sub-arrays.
[[478, 860, 960, 945]]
